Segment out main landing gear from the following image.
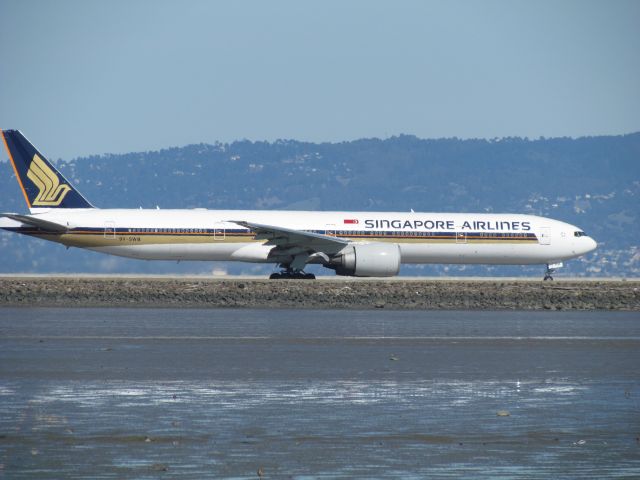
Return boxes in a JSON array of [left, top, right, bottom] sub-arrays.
[[269, 268, 316, 280], [269, 255, 316, 280], [543, 262, 563, 281]]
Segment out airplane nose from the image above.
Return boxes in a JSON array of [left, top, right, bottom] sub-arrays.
[[586, 237, 597, 253]]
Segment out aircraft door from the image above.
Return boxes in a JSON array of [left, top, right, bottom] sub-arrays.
[[104, 221, 116, 239], [325, 224, 336, 237], [213, 222, 226, 241], [455, 232, 467, 244], [539, 227, 551, 245]]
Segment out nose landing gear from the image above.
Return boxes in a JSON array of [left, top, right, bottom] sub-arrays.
[[543, 262, 563, 281]]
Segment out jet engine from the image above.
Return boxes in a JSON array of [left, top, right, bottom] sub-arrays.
[[330, 243, 401, 277]]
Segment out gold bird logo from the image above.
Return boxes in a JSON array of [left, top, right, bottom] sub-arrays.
[[26, 154, 72, 206]]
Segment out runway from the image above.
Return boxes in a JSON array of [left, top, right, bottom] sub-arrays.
[[1, 308, 639, 478], [1, 273, 636, 282]]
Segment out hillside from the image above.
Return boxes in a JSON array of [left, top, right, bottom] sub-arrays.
[[1, 134, 638, 277]]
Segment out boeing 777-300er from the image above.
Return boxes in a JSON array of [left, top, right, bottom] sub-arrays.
[[0, 130, 597, 280]]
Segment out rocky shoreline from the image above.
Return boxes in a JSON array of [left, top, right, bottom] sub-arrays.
[[0, 277, 638, 310]]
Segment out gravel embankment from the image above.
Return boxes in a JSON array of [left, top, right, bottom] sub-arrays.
[[0, 277, 638, 310]]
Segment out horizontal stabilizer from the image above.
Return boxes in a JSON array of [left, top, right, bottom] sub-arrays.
[[0, 213, 67, 232]]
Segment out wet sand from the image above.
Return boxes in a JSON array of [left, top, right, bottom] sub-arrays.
[[0, 308, 639, 478], [0, 276, 638, 310]]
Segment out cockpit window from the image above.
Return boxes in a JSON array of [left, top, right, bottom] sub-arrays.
[[574, 231, 587, 237]]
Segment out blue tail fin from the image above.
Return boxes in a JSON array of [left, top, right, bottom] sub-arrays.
[[1, 129, 94, 210]]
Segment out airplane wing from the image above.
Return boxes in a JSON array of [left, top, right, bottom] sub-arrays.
[[0, 213, 68, 232], [232, 220, 348, 255]]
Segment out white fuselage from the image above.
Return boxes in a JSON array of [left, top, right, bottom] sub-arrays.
[[4, 208, 597, 267]]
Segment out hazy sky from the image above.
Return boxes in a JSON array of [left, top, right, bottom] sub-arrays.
[[1, 0, 638, 159]]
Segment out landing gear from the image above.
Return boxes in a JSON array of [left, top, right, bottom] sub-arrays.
[[269, 254, 316, 279], [543, 262, 563, 281], [269, 269, 315, 280]]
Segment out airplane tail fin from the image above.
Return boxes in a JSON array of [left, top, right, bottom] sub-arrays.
[[1, 129, 94, 211]]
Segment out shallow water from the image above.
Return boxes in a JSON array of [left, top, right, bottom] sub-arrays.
[[1, 309, 639, 478]]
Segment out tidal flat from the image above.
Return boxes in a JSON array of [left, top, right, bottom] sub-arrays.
[[1, 308, 639, 478]]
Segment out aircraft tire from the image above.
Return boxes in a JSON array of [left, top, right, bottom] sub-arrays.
[[269, 272, 315, 280]]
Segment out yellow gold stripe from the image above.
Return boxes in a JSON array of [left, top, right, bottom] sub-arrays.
[[1, 131, 33, 207], [19, 231, 538, 248]]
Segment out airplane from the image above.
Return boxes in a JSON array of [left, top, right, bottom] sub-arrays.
[[0, 129, 597, 280]]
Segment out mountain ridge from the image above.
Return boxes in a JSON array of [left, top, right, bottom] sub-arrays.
[[1, 133, 638, 277]]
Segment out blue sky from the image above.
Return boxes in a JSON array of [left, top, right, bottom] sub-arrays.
[[1, 0, 638, 159]]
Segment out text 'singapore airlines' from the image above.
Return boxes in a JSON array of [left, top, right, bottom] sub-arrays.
[[0, 130, 597, 280]]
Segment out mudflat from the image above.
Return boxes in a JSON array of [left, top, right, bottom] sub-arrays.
[[0, 308, 638, 478]]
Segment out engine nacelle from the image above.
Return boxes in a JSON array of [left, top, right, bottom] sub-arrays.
[[331, 243, 401, 277]]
